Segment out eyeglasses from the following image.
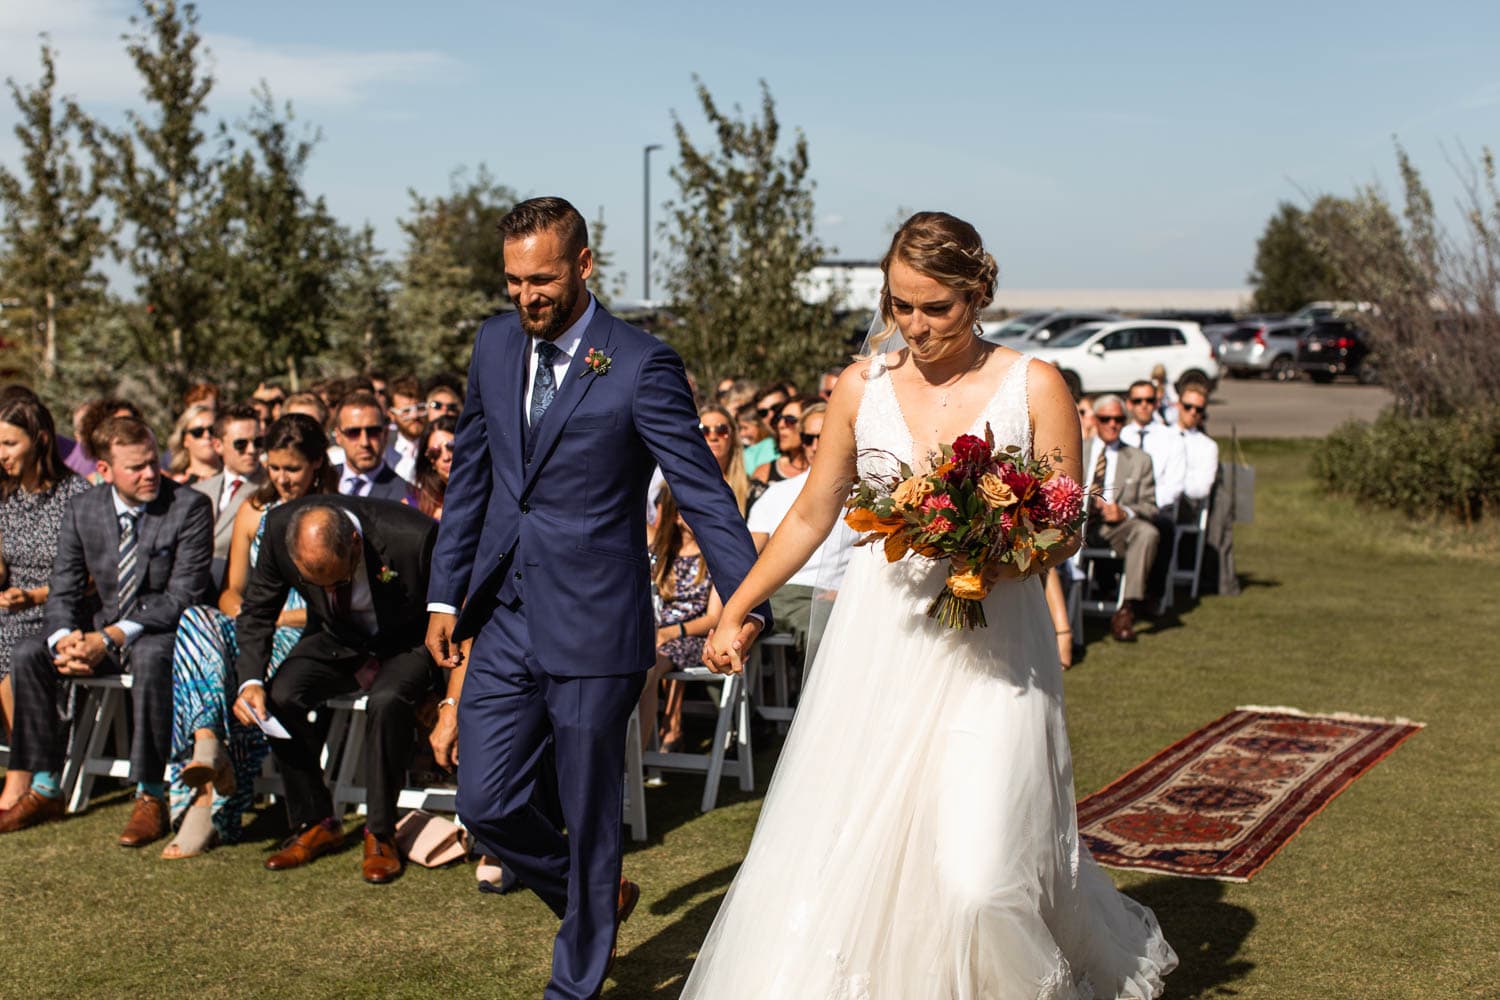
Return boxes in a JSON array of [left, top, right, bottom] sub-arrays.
[[773, 413, 800, 427], [230, 436, 265, 452], [391, 404, 425, 418], [427, 400, 460, 414], [698, 422, 733, 438], [1096, 415, 1126, 425], [184, 426, 211, 439], [340, 424, 385, 440], [1128, 396, 1157, 406], [1180, 403, 1205, 414], [800, 432, 820, 446], [426, 442, 454, 460], [756, 402, 785, 418]]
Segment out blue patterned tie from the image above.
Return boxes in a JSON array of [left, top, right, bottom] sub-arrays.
[[530, 341, 562, 427], [117, 512, 140, 618]]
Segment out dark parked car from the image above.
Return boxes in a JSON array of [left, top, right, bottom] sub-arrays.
[[980, 310, 1120, 346], [1297, 319, 1378, 383], [1219, 320, 1310, 381]]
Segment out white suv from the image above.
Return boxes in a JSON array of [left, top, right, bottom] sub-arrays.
[[1029, 320, 1221, 396]]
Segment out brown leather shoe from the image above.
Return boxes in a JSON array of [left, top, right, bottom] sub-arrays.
[[0, 790, 65, 834], [604, 878, 641, 980], [1110, 604, 1138, 642], [265, 819, 344, 871], [118, 793, 169, 847], [361, 828, 403, 884]]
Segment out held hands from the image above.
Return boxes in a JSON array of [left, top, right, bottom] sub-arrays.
[[426, 611, 463, 669], [701, 617, 764, 676], [53, 630, 105, 676], [232, 683, 270, 728], [0, 587, 32, 611]]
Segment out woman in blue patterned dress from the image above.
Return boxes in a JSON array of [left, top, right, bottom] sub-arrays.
[[161, 414, 336, 859], [0, 388, 91, 813]]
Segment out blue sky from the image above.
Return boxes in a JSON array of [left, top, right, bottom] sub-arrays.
[[4, 0, 1497, 295]]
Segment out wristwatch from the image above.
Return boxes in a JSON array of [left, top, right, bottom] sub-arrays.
[[100, 630, 122, 658]]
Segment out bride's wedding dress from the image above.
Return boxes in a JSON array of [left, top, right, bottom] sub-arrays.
[[681, 355, 1177, 999]]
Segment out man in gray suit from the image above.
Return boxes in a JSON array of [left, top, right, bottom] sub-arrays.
[[1083, 395, 1159, 642], [192, 402, 265, 589], [0, 417, 213, 845]]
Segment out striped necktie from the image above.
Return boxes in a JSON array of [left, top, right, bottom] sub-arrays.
[[1091, 444, 1109, 509], [117, 512, 141, 618]]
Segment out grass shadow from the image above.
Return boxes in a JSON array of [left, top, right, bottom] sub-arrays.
[[1127, 876, 1256, 998], [609, 863, 739, 998]]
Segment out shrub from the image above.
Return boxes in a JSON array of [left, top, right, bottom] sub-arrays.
[[1314, 408, 1500, 523]]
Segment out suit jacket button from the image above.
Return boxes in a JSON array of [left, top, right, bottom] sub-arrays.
[[514, 571, 522, 581], [520, 501, 530, 513]]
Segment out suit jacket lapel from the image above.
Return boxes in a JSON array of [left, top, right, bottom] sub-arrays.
[[522, 308, 614, 494]]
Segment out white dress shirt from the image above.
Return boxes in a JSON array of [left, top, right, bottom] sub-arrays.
[[1177, 426, 1220, 501], [1120, 420, 1185, 510], [387, 434, 419, 484], [747, 471, 856, 589], [49, 489, 145, 654], [523, 295, 596, 424], [340, 462, 388, 497]]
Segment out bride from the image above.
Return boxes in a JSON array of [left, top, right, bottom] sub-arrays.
[[690, 212, 1177, 998]]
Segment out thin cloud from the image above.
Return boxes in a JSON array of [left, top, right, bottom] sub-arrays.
[[1461, 83, 1500, 110]]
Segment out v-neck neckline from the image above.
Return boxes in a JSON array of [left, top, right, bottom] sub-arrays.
[[881, 349, 1024, 465]]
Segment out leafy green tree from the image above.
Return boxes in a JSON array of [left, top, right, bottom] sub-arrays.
[[1247, 201, 1341, 313], [658, 77, 841, 387], [0, 42, 110, 382], [100, 0, 224, 401], [391, 187, 495, 374], [587, 206, 627, 306], [322, 224, 396, 378]]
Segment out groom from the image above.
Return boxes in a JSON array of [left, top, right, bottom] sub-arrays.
[[425, 197, 768, 1000]]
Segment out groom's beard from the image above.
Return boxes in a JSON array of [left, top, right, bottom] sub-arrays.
[[519, 283, 581, 341]]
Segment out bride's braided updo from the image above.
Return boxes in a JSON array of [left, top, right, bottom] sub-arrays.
[[869, 212, 999, 354]]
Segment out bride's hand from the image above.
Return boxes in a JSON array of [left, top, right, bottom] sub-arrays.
[[703, 617, 762, 675]]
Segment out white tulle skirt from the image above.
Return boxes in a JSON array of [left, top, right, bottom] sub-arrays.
[[681, 547, 1177, 999]]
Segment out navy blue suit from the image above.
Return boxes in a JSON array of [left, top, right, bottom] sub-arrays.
[[430, 302, 768, 1000]]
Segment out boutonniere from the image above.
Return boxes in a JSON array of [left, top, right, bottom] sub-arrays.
[[377, 565, 399, 584], [580, 347, 613, 379]]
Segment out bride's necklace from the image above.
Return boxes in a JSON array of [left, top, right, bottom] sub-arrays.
[[917, 344, 986, 408]]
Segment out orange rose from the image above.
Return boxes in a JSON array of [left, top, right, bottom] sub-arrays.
[[946, 568, 990, 601], [892, 475, 934, 509], [977, 473, 1017, 510]]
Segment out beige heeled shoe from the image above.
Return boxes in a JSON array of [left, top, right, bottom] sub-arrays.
[[160, 803, 218, 860], [180, 732, 236, 796]]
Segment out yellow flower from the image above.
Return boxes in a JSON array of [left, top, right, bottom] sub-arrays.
[[946, 568, 990, 601], [892, 475, 934, 509], [977, 473, 1017, 509]]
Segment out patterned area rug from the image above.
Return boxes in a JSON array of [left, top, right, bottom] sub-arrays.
[[1077, 706, 1423, 882]]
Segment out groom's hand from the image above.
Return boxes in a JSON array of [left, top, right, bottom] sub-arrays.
[[703, 618, 763, 675], [426, 612, 462, 669]]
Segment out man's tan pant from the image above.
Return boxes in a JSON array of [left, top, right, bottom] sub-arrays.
[[1088, 515, 1160, 602]]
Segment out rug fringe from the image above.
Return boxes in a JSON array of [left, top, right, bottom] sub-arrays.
[[1235, 705, 1426, 728]]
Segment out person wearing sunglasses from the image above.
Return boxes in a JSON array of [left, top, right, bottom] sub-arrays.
[[1174, 382, 1218, 505], [697, 403, 766, 517], [192, 402, 265, 591], [413, 416, 457, 520], [742, 385, 788, 474], [384, 374, 428, 483], [331, 392, 417, 505], [1119, 380, 1186, 610], [423, 374, 465, 422], [1081, 394, 1160, 642], [251, 382, 288, 425], [753, 396, 814, 485], [166, 403, 222, 485]]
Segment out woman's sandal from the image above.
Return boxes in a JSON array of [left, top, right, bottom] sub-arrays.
[[161, 803, 218, 860], [476, 854, 519, 894], [180, 732, 236, 796]]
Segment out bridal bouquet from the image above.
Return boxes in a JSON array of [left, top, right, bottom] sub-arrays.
[[844, 426, 1087, 630]]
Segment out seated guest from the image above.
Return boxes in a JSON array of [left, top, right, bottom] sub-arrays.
[[1149, 364, 1178, 426], [232, 497, 439, 883], [0, 416, 213, 842], [74, 397, 142, 484], [1120, 379, 1185, 606], [413, 416, 456, 520], [182, 382, 220, 414], [754, 396, 812, 484], [718, 377, 758, 415], [745, 404, 855, 652], [193, 403, 265, 589], [1083, 395, 1159, 643], [424, 373, 464, 421], [642, 483, 719, 753], [818, 365, 845, 401], [250, 382, 287, 425], [331, 391, 416, 504], [742, 384, 788, 474], [698, 403, 765, 517], [1175, 383, 1219, 507], [385, 375, 427, 483], [161, 414, 336, 859], [735, 402, 765, 456], [365, 371, 390, 412], [1077, 395, 1097, 441], [283, 391, 328, 427], [165, 403, 221, 485], [0, 389, 92, 812]]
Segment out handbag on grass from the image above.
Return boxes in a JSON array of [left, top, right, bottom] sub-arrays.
[[394, 810, 468, 867]]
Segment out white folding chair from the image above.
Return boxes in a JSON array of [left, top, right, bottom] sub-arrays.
[[62, 675, 133, 814], [753, 633, 797, 729], [641, 657, 757, 813], [622, 712, 647, 842], [1171, 499, 1211, 599], [1072, 546, 1130, 619]]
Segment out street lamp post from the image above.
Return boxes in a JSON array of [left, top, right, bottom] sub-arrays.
[[643, 143, 662, 303]]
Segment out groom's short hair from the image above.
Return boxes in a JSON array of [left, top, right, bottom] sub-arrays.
[[500, 197, 589, 256]]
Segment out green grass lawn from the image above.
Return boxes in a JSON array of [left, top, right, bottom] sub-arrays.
[[2, 439, 1496, 999]]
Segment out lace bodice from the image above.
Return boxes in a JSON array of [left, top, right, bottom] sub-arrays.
[[855, 351, 1033, 481]]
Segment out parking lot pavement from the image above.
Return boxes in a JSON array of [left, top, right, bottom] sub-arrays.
[[1202, 378, 1392, 439]]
